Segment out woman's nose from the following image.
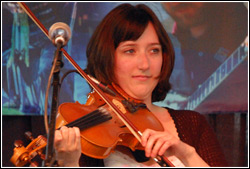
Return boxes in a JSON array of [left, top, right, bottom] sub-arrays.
[[137, 52, 150, 70]]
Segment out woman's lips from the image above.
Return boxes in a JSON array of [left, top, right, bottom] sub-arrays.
[[132, 75, 151, 81]]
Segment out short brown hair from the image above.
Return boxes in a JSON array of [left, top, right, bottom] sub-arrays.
[[86, 3, 175, 102]]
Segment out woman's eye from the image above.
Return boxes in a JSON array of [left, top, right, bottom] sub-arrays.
[[151, 48, 161, 54], [125, 49, 135, 54]]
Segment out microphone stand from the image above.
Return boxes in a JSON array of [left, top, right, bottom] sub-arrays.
[[43, 43, 64, 167]]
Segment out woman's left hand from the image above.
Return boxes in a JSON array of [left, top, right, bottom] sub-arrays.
[[54, 126, 81, 167]]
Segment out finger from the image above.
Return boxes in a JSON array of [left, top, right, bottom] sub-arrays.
[[67, 127, 76, 147], [73, 127, 81, 148], [158, 140, 171, 156], [150, 137, 165, 158], [60, 126, 69, 145], [54, 130, 63, 148], [144, 132, 162, 157], [141, 129, 154, 147]]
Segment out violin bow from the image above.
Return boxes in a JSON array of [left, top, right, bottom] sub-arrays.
[[17, 2, 175, 167]]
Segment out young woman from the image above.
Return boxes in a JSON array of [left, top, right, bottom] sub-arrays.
[[54, 3, 227, 167]]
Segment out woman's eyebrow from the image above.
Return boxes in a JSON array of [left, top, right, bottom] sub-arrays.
[[120, 42, 161, 46], [119, 42, 137, 48]]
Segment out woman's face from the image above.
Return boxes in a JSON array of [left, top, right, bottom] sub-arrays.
[[114, 22, 162, 102]]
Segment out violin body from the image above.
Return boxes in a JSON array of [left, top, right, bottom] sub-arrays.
[[57, 89, 164, 159]]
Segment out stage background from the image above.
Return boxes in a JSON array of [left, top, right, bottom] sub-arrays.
[[1, 2, 248, 167]]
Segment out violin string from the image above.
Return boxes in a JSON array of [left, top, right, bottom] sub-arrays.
[[65, 108, 109, 127], [64, 108, 104, 128], [65, 110, 101, 127], [67, 111, 109, 129], [77, 110, 112, 129], [76, 114, 112, 130], [65, 107, 112, 130], [68, 112, 112, 130]]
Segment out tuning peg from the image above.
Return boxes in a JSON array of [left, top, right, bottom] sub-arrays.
[[14, 140, 24, 148], [25, 131, 34, 141]]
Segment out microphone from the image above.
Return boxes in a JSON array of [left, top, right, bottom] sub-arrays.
[[48, 22, 71, 47]]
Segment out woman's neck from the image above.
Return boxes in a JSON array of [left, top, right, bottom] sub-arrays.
[[145, 101, 165, 114]]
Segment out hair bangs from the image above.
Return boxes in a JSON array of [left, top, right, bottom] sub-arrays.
[[113, 8, 151, 48]]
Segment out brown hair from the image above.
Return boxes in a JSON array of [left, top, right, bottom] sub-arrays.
[[86, 3, 175, 102]]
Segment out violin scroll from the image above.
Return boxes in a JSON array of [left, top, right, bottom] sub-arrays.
[[10, 132, 47, 167]]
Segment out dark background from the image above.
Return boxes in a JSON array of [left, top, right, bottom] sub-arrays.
[[2, 113, 247, 167]]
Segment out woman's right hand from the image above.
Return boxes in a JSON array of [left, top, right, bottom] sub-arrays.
[[54, 126, 81, 167], [141, 128, 209, 167]]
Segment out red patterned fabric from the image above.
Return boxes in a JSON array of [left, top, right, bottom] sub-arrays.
[[168, 108, 228, 166]]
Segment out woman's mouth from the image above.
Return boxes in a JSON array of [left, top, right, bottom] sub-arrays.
[[132, 75, 151, 81]]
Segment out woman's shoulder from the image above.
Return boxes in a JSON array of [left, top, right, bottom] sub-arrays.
[[165, 107, 211, 144], [166, 107, 206, 122], [165, 107, 211, 135]]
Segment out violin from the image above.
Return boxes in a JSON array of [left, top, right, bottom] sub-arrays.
[[56, 84, 165, 159], [10, 2, 175, 167]]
